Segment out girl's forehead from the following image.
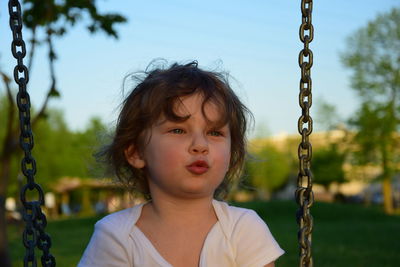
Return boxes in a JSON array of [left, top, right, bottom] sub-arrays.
[[174, 94, 217, 115], [153, 93, 228, 127], [174, 94, 224, 121]]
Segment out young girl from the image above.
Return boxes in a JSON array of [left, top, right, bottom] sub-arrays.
[[78, 61, 284, 267]]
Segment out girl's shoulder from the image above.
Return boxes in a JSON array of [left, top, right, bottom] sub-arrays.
[[212, 200, 285, 264], [94, 202, 145, 235], [213, 200, 262, 220], [212, 200, 267, 236]]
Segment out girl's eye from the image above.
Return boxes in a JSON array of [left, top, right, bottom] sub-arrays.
[[209, 130, 223, 137], [169, 128, 185, 134]]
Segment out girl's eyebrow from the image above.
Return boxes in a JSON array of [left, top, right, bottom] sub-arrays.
[[154, 119, 168, 126], [208, 118, 229, 128], [155, 118, 185, 127]]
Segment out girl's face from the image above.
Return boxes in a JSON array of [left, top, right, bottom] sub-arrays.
[[125, 93, 231, 200]]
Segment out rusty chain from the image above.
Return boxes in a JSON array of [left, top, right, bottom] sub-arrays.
[[8, 1, 56, 266], [296, 0, 314, 266]]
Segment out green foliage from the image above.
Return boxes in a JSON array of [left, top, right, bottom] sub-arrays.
[[6, 108, 109, 196], [246, 145, 291, 196], [341, 7, 400, 170], [349, 103, 396, 165], [315, 98, 342, 131], [22, 0, 127, 38], [312, 144, 346, 190], [341, 7, 400, 213], [341, 8, 400, 100]]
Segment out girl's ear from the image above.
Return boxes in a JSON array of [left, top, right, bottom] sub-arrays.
[[124, 145, 145, 169]]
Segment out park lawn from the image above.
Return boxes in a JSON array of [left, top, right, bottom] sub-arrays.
[[8, 200, 400, 267]]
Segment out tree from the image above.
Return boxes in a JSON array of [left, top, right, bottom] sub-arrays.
[[32, 113, 108, 190], [0, 1, 126, 266], [312, 144, 346, 191], [3, 106, 108, 196], [341, 7, 400, 214], [315, 98, 343, 132], [246, 145, 291, 199]]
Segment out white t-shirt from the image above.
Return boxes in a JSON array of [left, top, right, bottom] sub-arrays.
[[78, 200, 284, 267]]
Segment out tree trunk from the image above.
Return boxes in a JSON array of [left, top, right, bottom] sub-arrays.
[[0, 118, 18, 267], [382, 177, 394, 214], [0, 157, 12, 267], [381, 141, 394, 215]]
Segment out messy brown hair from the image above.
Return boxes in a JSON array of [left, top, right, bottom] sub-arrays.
[[103, 61, 252, 199]]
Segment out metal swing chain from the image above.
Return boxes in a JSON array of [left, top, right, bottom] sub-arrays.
[[296, 0, 314, 266], [8, 1, 56, 266]]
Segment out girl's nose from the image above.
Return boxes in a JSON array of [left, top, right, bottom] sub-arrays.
[[189, 134, 209, 154]]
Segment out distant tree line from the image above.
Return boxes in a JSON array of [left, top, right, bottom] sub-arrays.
[[0, 98, 109, 197]]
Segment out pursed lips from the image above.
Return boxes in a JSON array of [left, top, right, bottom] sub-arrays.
[[186, 160, 209, 175]]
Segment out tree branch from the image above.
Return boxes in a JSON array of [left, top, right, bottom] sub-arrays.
[[27, 27, 37, 71], [1, 72, 16, 134], [31, 28, 59, 128], [0, 72, 20, 156]]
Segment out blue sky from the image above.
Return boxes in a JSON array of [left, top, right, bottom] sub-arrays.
[[1, 0, 399, 137]]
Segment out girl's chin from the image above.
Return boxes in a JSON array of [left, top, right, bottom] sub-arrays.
[[177, 186, 216, 199]]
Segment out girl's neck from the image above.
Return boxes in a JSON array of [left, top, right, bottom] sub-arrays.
[[145, 196, 216, 226]]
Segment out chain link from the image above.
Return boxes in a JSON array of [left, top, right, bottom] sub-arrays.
[[296, 0, 314, 266], [8, 1, 56, 266]]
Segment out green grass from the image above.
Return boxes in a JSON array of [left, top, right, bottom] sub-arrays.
[[9, 215, 102, 267], [235, 201, 400, 267], [8, 201, 400, 267]]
